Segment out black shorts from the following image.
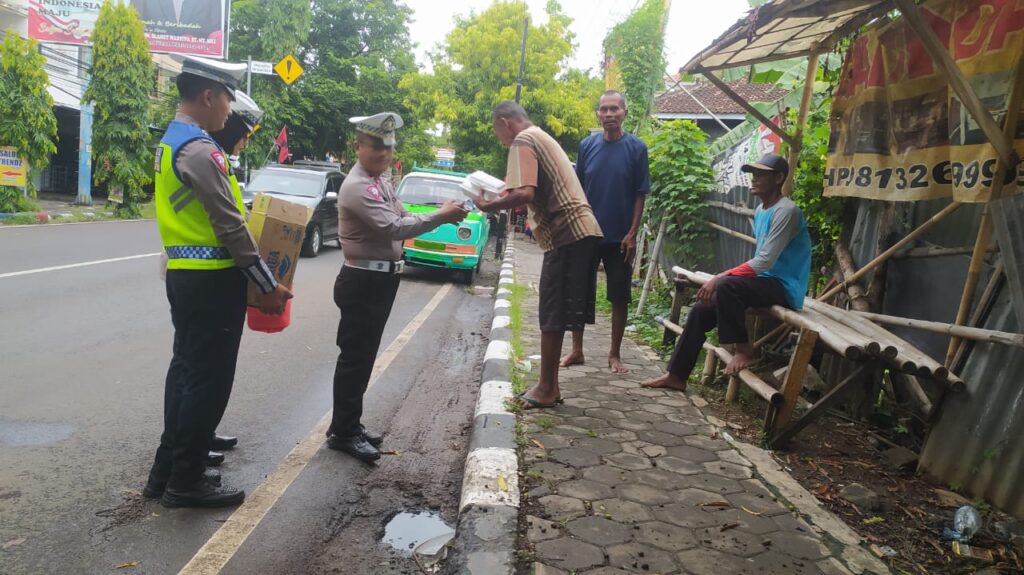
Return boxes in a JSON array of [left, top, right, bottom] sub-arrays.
[[598, 242, 633, 305], [539, 236, 600, 333]]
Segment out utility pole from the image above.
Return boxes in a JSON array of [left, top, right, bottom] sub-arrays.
[[75, 45, 93, 206], [498, 16, 529, 258]]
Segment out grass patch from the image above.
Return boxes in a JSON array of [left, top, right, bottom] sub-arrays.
[[508, 282, 528, 396]]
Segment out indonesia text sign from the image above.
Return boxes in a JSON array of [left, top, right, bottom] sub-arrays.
[[28, 0, 228, 58], [0, 147, 27, 188], [825, 0, 1024, 202]]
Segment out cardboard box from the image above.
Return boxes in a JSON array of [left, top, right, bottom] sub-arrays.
[[246, 193, 313, 306]]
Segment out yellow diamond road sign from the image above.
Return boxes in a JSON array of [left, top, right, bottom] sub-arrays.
[[274, 55, 303, 85]]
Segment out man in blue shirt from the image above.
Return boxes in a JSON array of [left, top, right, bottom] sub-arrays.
[[642, 153, 811, 391], [560, 90, 651, 373]]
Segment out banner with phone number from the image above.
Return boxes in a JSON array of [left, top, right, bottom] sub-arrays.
[[825, 0, 1024, 202]]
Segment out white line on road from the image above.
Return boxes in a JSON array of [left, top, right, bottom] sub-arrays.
[[177, 283, 454, 575], [0, 253, 161, 279]]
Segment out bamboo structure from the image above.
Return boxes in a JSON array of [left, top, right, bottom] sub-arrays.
[[852, 310, 1024, 348]]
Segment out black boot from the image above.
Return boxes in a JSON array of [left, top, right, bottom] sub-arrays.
[[143, 469, 222, 499], [160, 480, 245, 508], [211, 434, 238, 451], [326, 433, 380, 463], [360, 425, 383, 448]]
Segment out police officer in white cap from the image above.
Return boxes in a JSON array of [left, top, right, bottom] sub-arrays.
[[326, 112, 468, 462], [145, 57, 291, 508]]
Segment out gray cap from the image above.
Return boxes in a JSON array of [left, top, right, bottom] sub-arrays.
[[177, 55, 247, 97], [350, 112, 404, 146]]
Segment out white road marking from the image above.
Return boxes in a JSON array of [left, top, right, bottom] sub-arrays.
[[0, 253, 161, 279], [177, 283, 454, 575]]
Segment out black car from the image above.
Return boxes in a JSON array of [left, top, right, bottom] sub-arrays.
[[243, 164, 344, 257]]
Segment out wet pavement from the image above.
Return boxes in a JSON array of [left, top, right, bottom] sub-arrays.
[[512, 240, 881, 575]]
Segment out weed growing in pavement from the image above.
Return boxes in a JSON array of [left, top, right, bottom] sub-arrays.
[[526, 468, 543, 481], [508, 282, 528, 396], [534, 415, 555, 432], [513, 420, 529, 450]]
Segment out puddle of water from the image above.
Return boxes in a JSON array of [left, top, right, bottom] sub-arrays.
[[382, 511, 454, 556], [0, 421, 75, 446]]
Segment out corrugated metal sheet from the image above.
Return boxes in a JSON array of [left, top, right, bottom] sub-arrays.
[[919, 286, 1024, 518]]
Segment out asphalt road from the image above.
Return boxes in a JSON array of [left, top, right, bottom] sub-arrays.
[[0, 220, 496, 574]]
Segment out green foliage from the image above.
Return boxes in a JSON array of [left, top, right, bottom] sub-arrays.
[[645, 120, 716, 270], [603, 0, 667, 133], [84, 1, 155, 217], [789, 101, 843, 277], [400, 1, 602, 174], [0, 31, 58, 209]]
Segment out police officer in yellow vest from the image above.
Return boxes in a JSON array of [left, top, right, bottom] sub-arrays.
[[145, 57, 291, 508]]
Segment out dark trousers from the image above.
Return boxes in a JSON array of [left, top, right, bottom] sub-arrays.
[[149, 268, 246, 490], [329, 266, 401, 438], [667, 276, 788, 379]]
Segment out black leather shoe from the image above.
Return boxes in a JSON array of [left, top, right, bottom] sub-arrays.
[[160, 481, 245, 508], [360, 425, 383, 448], [207, 451, 225, 466], [143, 470, 222, 499], [211, 434, 238, 451], [326, 433, 380, 463]]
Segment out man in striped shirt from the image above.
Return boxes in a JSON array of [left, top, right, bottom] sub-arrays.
[[475, 101, 603, 409]]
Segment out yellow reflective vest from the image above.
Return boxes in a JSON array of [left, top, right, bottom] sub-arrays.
[[154, 120, 245, 270]]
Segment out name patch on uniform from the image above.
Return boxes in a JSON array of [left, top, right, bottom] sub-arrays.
[[210, 150, 228, 174], [367, 184, 382, 201], [154, 147, 163, 173]]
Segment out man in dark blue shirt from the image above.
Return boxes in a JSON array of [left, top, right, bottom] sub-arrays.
[[560, 90, 651, 373]]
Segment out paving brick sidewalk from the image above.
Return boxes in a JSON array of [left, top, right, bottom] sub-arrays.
[[512, 241, 885, 575]]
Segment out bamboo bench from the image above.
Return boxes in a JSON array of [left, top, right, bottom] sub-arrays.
[[660, 266, 969, 448]]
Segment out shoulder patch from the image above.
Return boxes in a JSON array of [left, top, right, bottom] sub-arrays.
[[154, 147, 163, 173], [210, 150, 228, 174], [366, 184, 382, 201]]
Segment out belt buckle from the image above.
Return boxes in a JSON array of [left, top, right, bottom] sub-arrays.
[[394, 261, 405, 274]]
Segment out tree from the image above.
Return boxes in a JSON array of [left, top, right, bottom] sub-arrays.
[[83, 1, 154, 217], [400, 1, 602, 174], [603, 0, 667, 134], [0, 31, 58, 212]]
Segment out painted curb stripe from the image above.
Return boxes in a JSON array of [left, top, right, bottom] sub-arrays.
[[459, 447, 520, 511], [475, 380, 513, 417]]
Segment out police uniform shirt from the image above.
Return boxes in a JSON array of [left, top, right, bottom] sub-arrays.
[[338, 162, 442, 261], [173, 112, 275, 290]]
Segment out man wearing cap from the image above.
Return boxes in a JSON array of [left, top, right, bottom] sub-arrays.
[[145, 56, 291, 508], [475, 101, 604, 410], [327, 112, 469, 463], [642, 153, 811, 391]]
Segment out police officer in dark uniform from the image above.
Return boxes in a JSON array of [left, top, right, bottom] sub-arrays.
[[145, 56, 291, 508], [327, 112, 469, 462]]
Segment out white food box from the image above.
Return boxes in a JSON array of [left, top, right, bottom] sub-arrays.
[[460, 170, 506, 202]]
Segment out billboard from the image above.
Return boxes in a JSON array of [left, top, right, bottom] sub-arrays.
[[825, 0, 1024, 203], [27, 0, 227, 58]]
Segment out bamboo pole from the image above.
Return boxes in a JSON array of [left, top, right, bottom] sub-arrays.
[[834, 241, 870, 312], [703, 342, 782, 406], [636, 218, 667, 317], [783, 52, 819, 197], [706, 201, 754, 217], [701, 350, 718, 386], [708, 221, 756, 245], [852, 309, 1024, 348], [775, 328, 819, 429], [945, 55, 1024, 366], [697, 66, 797, 147], [804, 299, 897, 359], [951, 262, 1006, 372], [818, 201, 964, 302]]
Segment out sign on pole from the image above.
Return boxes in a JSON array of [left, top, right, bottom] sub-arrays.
[[0, 147, 27, 188], [274, 55, 304, 85], [250, 60, 274, 75]]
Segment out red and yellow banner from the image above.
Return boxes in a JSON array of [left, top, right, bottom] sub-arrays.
[[825, 0, 1024, 202]]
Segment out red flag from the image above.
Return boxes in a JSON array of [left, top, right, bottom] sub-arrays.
[[275, 126, 289, 164]]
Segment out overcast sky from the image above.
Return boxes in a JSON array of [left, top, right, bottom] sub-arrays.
[[404, 0, 751, 75]]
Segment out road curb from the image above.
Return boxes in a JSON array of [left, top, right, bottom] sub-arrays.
[[448, 241, 519, 575]]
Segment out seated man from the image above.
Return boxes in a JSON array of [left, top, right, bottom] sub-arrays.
[[642, 153, 811, 391]]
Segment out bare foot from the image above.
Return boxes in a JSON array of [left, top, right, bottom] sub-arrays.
[[559, 351, 585, 368], [724, 351, 753, 375], [640, 374, 688, 392], [608, 356, 629, 374]]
